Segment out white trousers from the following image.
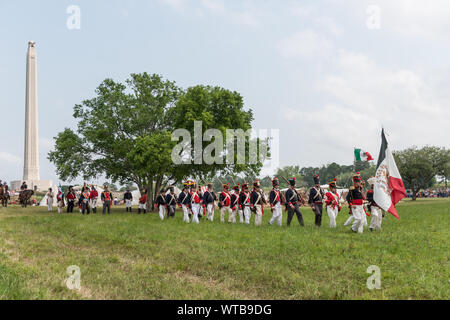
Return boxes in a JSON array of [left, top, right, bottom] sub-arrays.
[[139, 203, 147, 210], [238, 209, 244, 223], [254, 205, 263, 226], [269, 203, 283, 226], [327, 206, 339, 228], [191, 203, 201, 224], [206, 203, 215, 221], [220, 206, 232, 223], [351, 205, 365, 233], [57, 200, 64, 213], [159, 205, 166, 220], [229, 208, 238, 223], [90, 198, 97, 210], [344, 215, 354, 226], [47, 198, 53, 211], [125, 199, 132, 208], [182, 205, 190, 223], [243, 206, 251, 224], [370, 206, 383, 230]]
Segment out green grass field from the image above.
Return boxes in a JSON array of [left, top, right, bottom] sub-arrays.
[[0, 199, 448, 300]]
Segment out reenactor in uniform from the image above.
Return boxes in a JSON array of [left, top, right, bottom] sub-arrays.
[[238, 182, 251, 224], [219, 183, 232, 223], [57, 187, 65, 214], [66, 186, 76, 213], [190, 183, 202, 224], [165, 186, 177, 219], [250, 180, 265, 227], [89, 186, 99, 213], [20, 181, 28, 191], [285, 177, 305, 227], [324, 178, 341, 228], [178, 182, 192, 223], [308, 175, 325, 227], [346, 173, 366, 233], [80, 186, 90, 215], [268, 178, 284, 227], [155, 189, 167, 220], [367, 177, 384, 231], [124, 189, 133, 212], [138, 189, 147, 214], [203, 183, 217, 222], [229, 184, 240, 223], [46, 188, 54, 212], [101, 186, 113, 214]]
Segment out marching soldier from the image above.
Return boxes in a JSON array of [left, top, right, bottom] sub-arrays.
[[89, 185, 99, 213], [324, 178, 341, 228], [203, 183, 217, 221], [165, 186, 177, 219], [219, 183, 232, 223], [101, 186, 113, 214], [268, 178, 284, 226], [66, 186, 76, 213], [346, 172, 366, 233], [250, 180, 265, 227], [138, 189, 147, 214], [190, 183, 202, 224], [239, 182, 251, 224], [178, 182, 192, 223], [308, 175, 325, 227], [367, 177, 384, 231], [124, 189, 133, 212], [155, 188, 167, 220], [285, 177, 305, 227], [229, 184, 240, 223]]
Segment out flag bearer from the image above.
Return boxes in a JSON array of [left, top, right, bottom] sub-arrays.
[[239, 183, 251, 224], [219, 183, 232, 223], [308, 175, 325, 227], [268, 178, 283, 227], [250, 180, 264, 227], [367, 177, 384, 231], [285, 178, 305, 227], [165, 186, 177, 219], [324, 178, 341, 228], [346, 173, 366, 233], [178, 182, 192, 223]]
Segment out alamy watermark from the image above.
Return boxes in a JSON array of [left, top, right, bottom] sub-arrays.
[[366, 265, 381, 290], [171, 121, 279, 172], [67, 5, 81, 30], [66, 265, 81, 290], [366, 5, 381, 30]]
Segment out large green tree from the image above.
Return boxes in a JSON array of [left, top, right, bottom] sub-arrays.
[[394, 146, 449, 200], [49, 73, 261, 208]]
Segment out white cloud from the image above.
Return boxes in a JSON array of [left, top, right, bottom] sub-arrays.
[[159, 0, 186, 11], [278, 30, 333, 59]]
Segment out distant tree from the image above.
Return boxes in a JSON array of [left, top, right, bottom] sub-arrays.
[[394, 146, 449, 200], [275, 166, 304, 188]]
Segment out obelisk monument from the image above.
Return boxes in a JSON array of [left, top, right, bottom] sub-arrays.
[[11, 41, 52, 192], [23, 40, 40, 181]]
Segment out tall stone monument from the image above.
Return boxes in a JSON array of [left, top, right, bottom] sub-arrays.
[[11, 41, 52, 191]]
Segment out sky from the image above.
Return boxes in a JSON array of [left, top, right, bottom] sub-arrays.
[[1, 0, 449, 184]]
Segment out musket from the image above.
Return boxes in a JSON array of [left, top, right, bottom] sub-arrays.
[[282, 176, 304, 205]]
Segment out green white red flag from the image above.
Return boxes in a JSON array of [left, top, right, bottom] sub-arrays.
[[373, 129, 406, 220], [354, 148, 374, 161]]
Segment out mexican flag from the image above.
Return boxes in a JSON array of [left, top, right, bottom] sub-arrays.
[[373, 129, 406, 220], [354, 149, 374, 161]]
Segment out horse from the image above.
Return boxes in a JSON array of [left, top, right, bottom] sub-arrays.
[[19, 190, 34, 207], [0, 185, 9, 207]]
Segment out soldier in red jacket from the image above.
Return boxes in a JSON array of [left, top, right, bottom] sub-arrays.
[[138, 189, 147, 214], [89, 186, 99, 214]]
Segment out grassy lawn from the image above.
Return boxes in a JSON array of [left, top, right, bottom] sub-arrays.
[[0, 198, 448, 300]]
